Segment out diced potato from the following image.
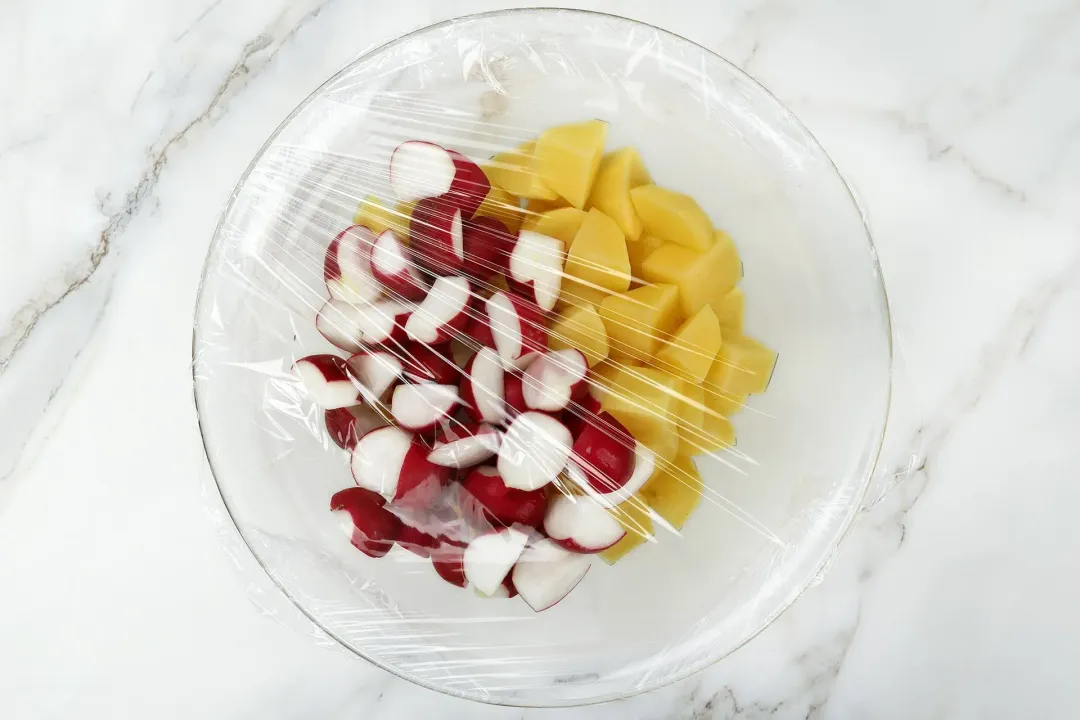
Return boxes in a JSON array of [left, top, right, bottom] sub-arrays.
[[714, 286, 745, 336], [627, 234, 664, 286], [599, 496, 654, 565], [640, 455, 703, 530], [548, 303, 609, 367], [630, 184, 714, 251], [596, 365, 683, 438], [523, 196, 570, 218], [696, 408, 736, 454], [705, 335, 777, 395], [676, 383, 706, 457], [521, 207, 588, 245], [587, 147, 652, 241], [354, 195, 415, 237], [473, 182, 524, 233], [598, 283, 681, 361], [704, 388, 747, 418], [565, 208, 631, 293], [654, 306, 723, 383], [535, 120, 608, 209], [487, 141, 559, 200], [556, 277, 613, 311], [641, 231, 741, 317]]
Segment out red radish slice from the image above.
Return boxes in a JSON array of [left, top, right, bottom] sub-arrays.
[[427, 422, 501, 468], [405, 276, 472, 344], [371, 229, 427, 301], [351, 426, 449, 507], [294, 355, 359, 409], [316, 299, 367, 353], [463, 310, 496, 349], [432, 544, 468, 588], [486, 291, 548, 368], [459, 347, 505, 424], [330, 487, 401, 558], [563, 393, 602, 439], [346, 350, 404, 401], [462, 216, 514, 280], [325, 225, 381, 304], [324, 405, 389, 450], [463, 526, 530, 596], [502, 373, 528, 417], [461, 465, 548, 528], [390, 383, 459, 432], [390, 141, 489, 215], [398, 342, 460, 385], [544, 493, 626, 554], [354, 300, 413, 345], [508, 230, 564, 312], [571, 411, 635, 494], [409, 198, 465, 275], [497, 412, 573, 491], [398, 521, 441, 558], [512, 537, 591, 612], [522, 349, 589, 412], [566, 441, 657, 506]]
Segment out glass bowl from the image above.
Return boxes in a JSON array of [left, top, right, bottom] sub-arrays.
[[193, 8, 891, 708]]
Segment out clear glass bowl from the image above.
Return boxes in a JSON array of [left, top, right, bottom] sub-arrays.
[[193, 8, 891, 708]]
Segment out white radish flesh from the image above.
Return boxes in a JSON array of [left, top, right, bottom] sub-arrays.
[[427, 423, 501, 468], [294, 355, 358, 409], [544, 493, 626, 553], [508, 230, 564, 312], [512, 538, 591, 612], [497, 412, 572, 491], [463, 526, 530, 596], [522, 349, 589, 412], [390, 383, 460, 432], [460, 347, 505, 424], [405, 275, 472, 344], [346, 350, 404, 401]]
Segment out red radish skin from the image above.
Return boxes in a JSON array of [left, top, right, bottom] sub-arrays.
[[371, 229, 427, 301], [462, 216, 514, 280], [562, 393, 602, 439], [390, 383, 459, 432], [351, 426, 449, 508], [461, 466, 548, 528], [511, 537, 591, 612], [463, 310, 496, 349], [543, 493, 626, 554], [522, 349, 589, 412], [571, 411, 635, 494], [427, 422, 501, 468], [507, 230, 565, 312], [463, 526, 530, 596], [330, 487, 401, 558], [294, 354, 359, 409], [497, 412, 573, 491], [397, 342, 461, 385], [398, 521, 441, 558], [405, 276, 472, 345], [346, 350, 404, 401], [325, 225, 381, 304], [502, 373, 528, 417], [431, 544, 468, 588], [409, 198, 465, 275], [324, 405, 388, 450], [486, 291, 548, 368], [459, 347, 506, 424], [566, 441, 657, 506], [389, 141, 489, 216]]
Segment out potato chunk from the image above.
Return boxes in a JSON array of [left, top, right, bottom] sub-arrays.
[[598, 283, 680, 361], [641, 231, 741, 317], [630, 184, 714, 251], [535, 120, 608, 209], [548, 303, 609, 367], [521, 207, 588, 245], [588, 147, 652, 241], [487, 140, 559, 200], [640, 455, 703, 530], [655, 306, 723, 383], [565, 208, 631, 293], [705, 335, 777, 395]]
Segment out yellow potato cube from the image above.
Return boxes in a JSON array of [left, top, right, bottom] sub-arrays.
[[630, 184, 714, 251], [641, 232, 741, 317], [565, 208, 631, 293], [640, 455, 703, 529], [676, 383, 706, 457], [548, 303, 609, 367], [556, 277, 613, 311], [487, 141, 559, 200], [523, 196, 569, 218], [535, 120, 608, 209], [599, 496, 654, 564], [597, 365, 683, 438], [521, 207, 588, 245], [697, 409, 736, 454], [714, 286, 745, 336], [706, 335, 778, 395], [473, 181, 523, 233], [587, 147, 652, 241], [354, 195, 415, 237], [627, 234, 664, 286], [598, 283, 681, 361], [655, 306, 723, 383]]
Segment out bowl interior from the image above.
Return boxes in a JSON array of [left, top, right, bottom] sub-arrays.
[[194, 9, 891, 707]]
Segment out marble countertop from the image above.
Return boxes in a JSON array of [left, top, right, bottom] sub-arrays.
[[2, 0, 1079, 717]]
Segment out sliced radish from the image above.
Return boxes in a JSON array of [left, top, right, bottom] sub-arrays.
[[566, 441, 656, 506], [563, 393, 602, 439], [507, 230, 564, 312], [427, 422, 501, 468], [325, 225, 381, 304], [571, 411, 635, 494], [405, 275, 472, 344], [346, 350, 404, 401], [371, 229, 427, 301], [390, 141, 489, 215], [324, 405, 389, 450], [409, 197, 465, 275], [431, 544, 468, 588], [463, 309, 496, 349], [512, 537, 591, 612], [462, 216, 514, 280], [459, 347, 505, 424], [522, 349, 589, 412], [502, 373, 528, 417], [461, 465, 548, 528], [330, 487, 401, 558], [486, 291, 548, 368], [398, 342, 460, 385], [294, 355, 359, 409], [398, 520, 441, 558], [351, 426, 449, 508], [463, 526, 530, 596], [390, 383, 459, 432], [474, 575, 517, 599], [544, 493, 626, 554], [497, 412, 573, 491], [354, 300, 413, 346], [316, 299, 366, 353]]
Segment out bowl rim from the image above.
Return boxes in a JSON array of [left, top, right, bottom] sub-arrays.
[[192, 6, 894, 708]]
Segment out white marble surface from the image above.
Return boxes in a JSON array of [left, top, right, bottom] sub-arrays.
[[2, 0, 1079, 717]]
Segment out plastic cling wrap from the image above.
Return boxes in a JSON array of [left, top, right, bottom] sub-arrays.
[[193, 9, 913, 707]]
